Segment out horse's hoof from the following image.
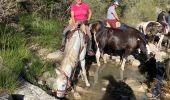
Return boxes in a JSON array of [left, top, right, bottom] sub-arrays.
[[73, 92, 81, 100], [97, 64, 101, 67], [104, 61, 107, 64], [86, 83, 90, 87]]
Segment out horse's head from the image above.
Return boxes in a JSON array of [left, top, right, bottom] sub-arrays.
[[89, 21, 105, 34], [54, 68, 70, 98]]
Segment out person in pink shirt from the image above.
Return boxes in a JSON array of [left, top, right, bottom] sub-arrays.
[[60, 0, 94, 56]]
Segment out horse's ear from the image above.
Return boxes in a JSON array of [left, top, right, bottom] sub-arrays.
[[55, 69, 61, 75], [89, 24, 92, 30]]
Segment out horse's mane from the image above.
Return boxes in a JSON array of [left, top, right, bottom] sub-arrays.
[[60, 30, 80, 69]]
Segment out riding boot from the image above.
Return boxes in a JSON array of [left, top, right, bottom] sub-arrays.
[[87, 39, 95, 56], [59, 37, 66, 52]]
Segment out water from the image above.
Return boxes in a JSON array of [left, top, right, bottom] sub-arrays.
[[66, 59, 147, 100]]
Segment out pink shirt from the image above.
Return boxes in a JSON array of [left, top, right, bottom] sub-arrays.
[[71, 3, 90, 21]]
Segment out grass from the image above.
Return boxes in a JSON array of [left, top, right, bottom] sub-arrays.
[[19, 14, 63, 51], [0, 13, 62, 93]]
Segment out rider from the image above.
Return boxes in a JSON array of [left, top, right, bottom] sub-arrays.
[[107, 1, 121, 28], [157, 10, 169, 34], [60, 0, 94, 56]]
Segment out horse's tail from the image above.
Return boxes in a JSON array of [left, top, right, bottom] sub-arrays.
[[137, 31, 148, 44], [137, 30, 151, 59]]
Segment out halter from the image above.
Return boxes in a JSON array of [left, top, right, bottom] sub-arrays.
[[55, 68, 72, 96]]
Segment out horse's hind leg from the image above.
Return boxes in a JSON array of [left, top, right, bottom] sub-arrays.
[[101, 50, 107, 64], [96, 48, 101, 66]]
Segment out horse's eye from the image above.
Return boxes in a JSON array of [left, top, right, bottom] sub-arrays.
[[62, 84, 66, 87]]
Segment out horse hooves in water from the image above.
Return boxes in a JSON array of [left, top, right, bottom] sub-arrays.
[[73, 92, 81, 100]]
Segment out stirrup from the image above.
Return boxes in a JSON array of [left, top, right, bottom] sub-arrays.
[[59, 46, 65, 52], [88, 50, 95, 56]]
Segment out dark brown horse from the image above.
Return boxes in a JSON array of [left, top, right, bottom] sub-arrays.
[[89, 21, 151, 80]]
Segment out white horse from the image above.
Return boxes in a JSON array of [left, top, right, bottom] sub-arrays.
[[54, 29, 90, 98], [137, 21, 168, 48]]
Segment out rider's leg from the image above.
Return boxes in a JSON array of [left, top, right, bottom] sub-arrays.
[[60, 25, 73, 51], [85, 25, 95, 56]]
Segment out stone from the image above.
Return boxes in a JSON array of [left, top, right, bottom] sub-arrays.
[[127, 55, 135, 62], [132, 59, 140, 67], [101, 79, 109, 87], [73, 92, 81, 100], [14, 79, 56, 100], [46, 51, 63, 62], [0, 93, 13, 100], [101, 87, 106, 91]]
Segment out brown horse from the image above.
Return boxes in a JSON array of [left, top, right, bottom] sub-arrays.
[[89, 21, 151, 80]]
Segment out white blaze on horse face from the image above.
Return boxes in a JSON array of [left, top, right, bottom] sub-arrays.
[[56, 77, 67, 98]]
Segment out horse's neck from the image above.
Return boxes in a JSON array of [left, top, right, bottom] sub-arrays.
[[61, 64, 72, 78], [61, 30, 84, 78]]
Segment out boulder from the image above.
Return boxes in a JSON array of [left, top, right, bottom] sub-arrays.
[[131, 59, 141, 67], [14, 79, 57, 100], [46, 51, 63, 62]]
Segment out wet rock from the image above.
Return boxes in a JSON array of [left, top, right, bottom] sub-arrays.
[[127, 55, 135, 62], [111, 56, 120, 60], [155, 51, 167, 62], [0, 93, 13, 100], [146, 93, 152, 98], [148, 43, 159, 53], [125, 78, 148, 100], [104, 54, 110, 59], [14, 79, 56, 100], [148, 43, 168, 61], [101, 79, 109, 87], [131, 59, 140, 67], [101, 87, 106, 91], [73, 92, 81, 100]]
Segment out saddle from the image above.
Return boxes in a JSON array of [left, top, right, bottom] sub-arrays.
[[65, 25, 89, 43]]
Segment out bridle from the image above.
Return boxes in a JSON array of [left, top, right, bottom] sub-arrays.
[[55, 68, 72, 96]]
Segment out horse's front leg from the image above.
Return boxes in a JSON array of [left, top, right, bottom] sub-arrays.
[[79, 47, 90, 87], [101, 52, 107, 64], [96, 48, 101, 66], [120, 58, 126, 80]]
